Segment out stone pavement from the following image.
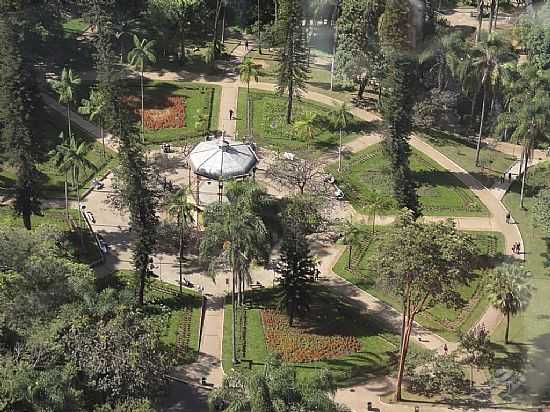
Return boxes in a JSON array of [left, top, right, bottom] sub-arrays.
[[39, 46, 531, 411]]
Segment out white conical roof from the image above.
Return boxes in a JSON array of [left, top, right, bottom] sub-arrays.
[[189, 139, 258, 180]]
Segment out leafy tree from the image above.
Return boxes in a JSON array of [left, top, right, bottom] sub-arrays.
[[208, 355, 344, 411], [516, 2, 550, 70], [532, 188, 550, 234], [267, 155, 325, 195], [330, 102, 353, 172], [200, 201, 268, 364], [459, 325, 495, 390], [405, 351, 467, 397], [486, 263, 533, 344], [378, 0, 410, 52], [239, 56, 259, 136], [367, 192, 389, 234], [65, 311, 169, 403], [280, 193, 325, 236], [128, 35, 157, 142], [276, 0, 309, 124], [166, 186, 194, 294], [370, 218, 477, 401], [79, 88, 108, 158], [380, 54, 420, 217], [50, 132, 74, 219], [275, 230, 318, 326], [48, 67, 81, 141], [0, 15, 42, 230], [293, 112, 319, 149]]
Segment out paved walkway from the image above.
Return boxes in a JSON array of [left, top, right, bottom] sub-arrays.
[[39, 44, 529, 411]]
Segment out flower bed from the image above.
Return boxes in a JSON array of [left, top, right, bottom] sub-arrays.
[[260, 309, 361, 363], [125, 95, 186, 129]]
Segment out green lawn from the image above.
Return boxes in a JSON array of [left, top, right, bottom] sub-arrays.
[[0, 105, 116, 199], [99, 271, 203, 365], [123, 80, 221, 145], [236, 88, 374, 152], [62, 17, 89, 37], [333, 228, 505, 341], [222, 286, 399, 387], [329, 143, 488, 217], [0, 206, 102, 265], [418, 129, 518, 188], [490, 163, 550, 404]]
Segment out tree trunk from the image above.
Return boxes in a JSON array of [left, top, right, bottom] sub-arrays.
[[357, 78, 367, 99], [494, 0, 500, 29], [247, 81, 252, 136], [329, 3, 339, 91], [520, 149, 529, 209], [179, 215, 184, 295], [213, 0, 223, 57], [395, 320, 413, 401], [471, 87, 480, 117], [221, 5, 226, 44], [476, 1, 484, 43], [372, 209, 376, 234], [258, 0, 262, 54], [347, 244, 352, 269], [338, 128, 343, 171], [286, 80, 294, 124], [64, 173, 69, 220], [475, 88, 487, 166], [505, 311, 510, 344], [140, 67, 145, 143], [100, 118, 106, 158], [488, 0, 495, 33], [76, 168, 84, 249], [67, 104, 72, 139], [232, 268, 238, 364], [138, 266, 146, 306]]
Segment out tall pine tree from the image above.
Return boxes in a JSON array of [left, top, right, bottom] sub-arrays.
[[276, 0, 309, 124], [379, 0, 421, 217], [89, 6, 159, 306], [0, 15, 41, 230], [275, 230, 318, 326]]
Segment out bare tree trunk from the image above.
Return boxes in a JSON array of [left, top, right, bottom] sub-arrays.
[[140, 66, 145, 143], [338, 128, 343, 171], [520, 149, 529, 209], [232, 268, 238, 364], [347, 244, 352, 269], [286, 80, 294, 124], [476, 0, 484, 43], [505, 311, 510, 344], [395, 320, 413, 401], [64, 173, 69, 220], [179, 216, 184, 295], [67, 104, 72, 139], [100, 118, 106, 158], [494, 0, 500, 29], [475, 88, 487, 166], [488, 0, 496, 33]]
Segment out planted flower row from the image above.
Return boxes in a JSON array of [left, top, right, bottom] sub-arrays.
[[260, 309, 361, 363]]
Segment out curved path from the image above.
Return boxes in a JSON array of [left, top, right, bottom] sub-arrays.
[[42, 42, 527, 411]]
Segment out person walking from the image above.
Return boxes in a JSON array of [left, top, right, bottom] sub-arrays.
[[506, 212, 511, 224], [443, 344, 448, 354], [508, 172, 512, 181], [244, 39, 249, 50], [229, 109, 234, 120]]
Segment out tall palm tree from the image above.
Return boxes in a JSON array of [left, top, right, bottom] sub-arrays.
[[48, 68, 81, 142], [128, 35, 157, 143], [114, 18, 139, 63], [293, 112, 319, 150], [200, 202, 268, 365], [486, 263, 533, 344], [471, 34, 516, 165], [341, 220, 368, 269], [167, 187, 194, 294], [239, 57, 259, 137], [50, 132, 72, 219], [497, 64, 550, 208], [330, 103, 352, 172], [78, 88, 107, 158]]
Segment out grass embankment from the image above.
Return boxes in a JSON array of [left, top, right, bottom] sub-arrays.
[[236, 88, 374, 152], [418, 129, 517, 188], [333, 228, 505, 341], [222, 286, 399, 387], [491, 162, 550, 404], [329, 144, 488, 217]]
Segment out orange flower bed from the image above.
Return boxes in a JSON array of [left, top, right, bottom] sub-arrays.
[[260, 309, 361, 363], [125, 95, 186, 130]]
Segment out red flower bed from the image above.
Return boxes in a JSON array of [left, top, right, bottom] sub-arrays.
[[260, 309, 361, 363], [125, 95, 186, 130]]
